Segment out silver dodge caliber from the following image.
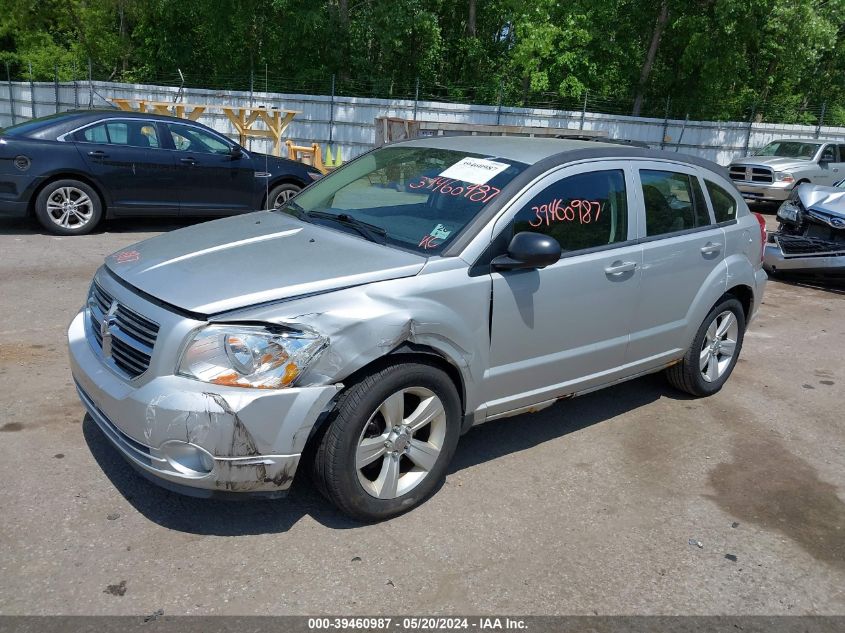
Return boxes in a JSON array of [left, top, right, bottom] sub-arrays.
[[69, 137, 768, 520]]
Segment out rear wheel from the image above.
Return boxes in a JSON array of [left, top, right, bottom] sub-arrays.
[[666, 296, 746, 396], [312, 362, 461, 521], [34, 179, 102, 235]]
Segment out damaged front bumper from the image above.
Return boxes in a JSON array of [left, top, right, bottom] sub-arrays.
[[763, 236, 845, 276], [69, 310, 340, 498]]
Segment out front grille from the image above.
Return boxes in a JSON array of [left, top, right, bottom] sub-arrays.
[[729, 165, 773, 183], [87, 281, 160, 378], [776, 235, 845, 257]]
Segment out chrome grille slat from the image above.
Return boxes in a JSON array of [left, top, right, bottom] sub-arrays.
[[729, 165, 773, 184], [111, 344, 149, 374], [114, 311, 157, 345], [110, 326, 154, 357], [87, 280, 160, 379]]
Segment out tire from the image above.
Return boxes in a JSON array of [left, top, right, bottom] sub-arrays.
[[34, 179, 103, 235], [267, 183, 301, 209], [312, 361, 462, 521], [666, 296, 746, 397]]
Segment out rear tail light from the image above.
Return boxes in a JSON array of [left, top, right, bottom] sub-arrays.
[[753, 212, 767, 262]]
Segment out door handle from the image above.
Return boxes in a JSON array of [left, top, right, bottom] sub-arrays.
[[180, 157, 197, 165], [87, 150, 108, 158], [700, 242, 723, 255], [604, 260, 638, 275]]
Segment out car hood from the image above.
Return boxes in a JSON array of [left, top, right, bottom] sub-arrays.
[[795, 183, 845, 221], [252, 152, 309, 173], [730, 156, 810, 170], [104, 211, 426, 314]]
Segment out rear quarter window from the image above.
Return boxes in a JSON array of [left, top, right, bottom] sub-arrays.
[[705, 181, 737, 223]]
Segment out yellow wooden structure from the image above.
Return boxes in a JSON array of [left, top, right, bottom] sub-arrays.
[[110, 99, 301, 157], [222, 106, 299, 157], [285, 140, 326, 174], [111, 99, 208, 121]]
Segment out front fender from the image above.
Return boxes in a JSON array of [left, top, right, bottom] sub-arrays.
[[217, 260, 491, 416]]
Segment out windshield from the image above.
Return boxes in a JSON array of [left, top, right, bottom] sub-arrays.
[[755, 141, 821, 160], [282, 146, 528, 254]]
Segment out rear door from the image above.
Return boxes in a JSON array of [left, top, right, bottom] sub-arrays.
[[484, 161, 643, 416], [163, 122, 255, 216], [72, 119, 178, 215], [626, 162, 725, 364]]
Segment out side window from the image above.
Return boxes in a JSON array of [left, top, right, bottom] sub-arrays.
[[705, 181, 737, 223], [79, 123, 109, 144], [167, 124, 230, 154], [105, 122, 128, 145], [838, 145, 845, 161], [77, 121, 159, 148], [820, 145, 836, 162], [512, 170, 629, 253], [640, 169, 710, 237]]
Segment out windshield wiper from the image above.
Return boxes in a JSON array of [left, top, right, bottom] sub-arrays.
[[306, 211, 388, 244], [277, 200, 311, 222]]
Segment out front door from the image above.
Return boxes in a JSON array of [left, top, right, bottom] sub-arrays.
[[164, 122, 255, 215], [484, 162, 643, 417], [818, 144, 844, 185], [72, 119, 178, 215], [626, 163, 726, 364]]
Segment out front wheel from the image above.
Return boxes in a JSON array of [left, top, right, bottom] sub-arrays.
[[267, 183, 301, 209], [312, 362, 462, 521], [665, 296, 746, 397]]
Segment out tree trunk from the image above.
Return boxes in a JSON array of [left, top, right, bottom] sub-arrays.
[[632, 0, 669, 117], [467, 0, 476, 37]]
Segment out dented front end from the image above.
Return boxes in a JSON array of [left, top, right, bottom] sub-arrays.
[[68, 269, 341, 498], [765, 183, 845, 276]]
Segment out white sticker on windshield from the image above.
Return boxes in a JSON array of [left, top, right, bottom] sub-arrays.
[[430, 224, 452, 240], [438, 157, 510, 185]]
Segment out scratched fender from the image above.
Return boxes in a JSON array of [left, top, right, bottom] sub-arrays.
[[213, 257, 493, 417]]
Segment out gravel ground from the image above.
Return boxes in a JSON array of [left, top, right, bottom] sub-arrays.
[[0, 214, 843, 616]]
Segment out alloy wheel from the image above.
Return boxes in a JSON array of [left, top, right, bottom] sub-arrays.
[[356, 387, 447, 499], [46, 186, 94, 229], [699, 310, 739, 382], [273, 189, 296, 208]]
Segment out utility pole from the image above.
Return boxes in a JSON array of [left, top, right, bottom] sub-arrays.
[[54, 63, 60, 113], [659, 96, 670, 149], [6, 62, 16, 125], [28, 62, 35, 119], [329, 74, 336, 144], [496, 79, 504, 126], [579, 89, 589, 130], [815, 102, 826, 139]]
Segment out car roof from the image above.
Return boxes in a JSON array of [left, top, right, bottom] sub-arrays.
[[394, 134, 727, 176], [769, 138, 833, 144], [1, 109, 210, 140], [397, 135, 618, 164]]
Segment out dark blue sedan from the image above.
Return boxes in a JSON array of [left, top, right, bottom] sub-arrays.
[[0, 110, 321, 234]]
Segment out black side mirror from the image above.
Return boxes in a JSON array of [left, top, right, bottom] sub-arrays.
[[229, 145, 244, 159], [492, 232, 561, 271]]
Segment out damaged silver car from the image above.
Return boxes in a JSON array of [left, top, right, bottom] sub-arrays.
[[69, 137, 767, 520], [765, 179, 845, 278]]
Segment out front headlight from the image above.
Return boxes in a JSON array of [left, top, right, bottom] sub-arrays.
[[774, 171, 794, 183], [777, 201, 800, 223], [177, 325, 327, 389]]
